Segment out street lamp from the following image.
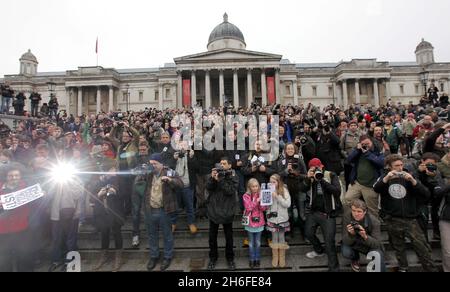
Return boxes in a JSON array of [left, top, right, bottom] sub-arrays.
[[125, 83, 130, 112], [420, 70, 429, 96], [47, 81, 56, 97]]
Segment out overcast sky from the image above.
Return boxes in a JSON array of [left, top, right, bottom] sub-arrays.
[[2, 0, 450, 77]]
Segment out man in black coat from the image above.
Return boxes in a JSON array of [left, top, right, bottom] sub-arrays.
[[206, 157, 239, 271], [13, 92, 26, 116]]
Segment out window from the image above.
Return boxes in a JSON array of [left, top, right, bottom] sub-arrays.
[[155, 91, 159, 101], [441, 83, 445, 92], [139, 91, 144, 102], [122, 92, 127, 102], [166, 88, 171, 99], [415, 84, 419, 94], [400, 85, 404, 95], [285, 85, 291, 95], [312, 86, 317, 97], [297, 86, 301, 97], [328, 86, 333, 97]]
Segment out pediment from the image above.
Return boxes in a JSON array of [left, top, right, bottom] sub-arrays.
[[174, 49, 282, 64]]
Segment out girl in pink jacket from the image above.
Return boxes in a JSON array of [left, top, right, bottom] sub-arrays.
[[242, 179, 267, 269]]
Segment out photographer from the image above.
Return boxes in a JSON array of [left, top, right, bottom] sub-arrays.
[[293, 126, 315, 165], [172, 140, 197, 234], [144, 153, 183, 271], [413, 152, 445, 241], [29, 91, 41, 117], [130, 141, 152, 247], [1, 83, 14, 114], [344, 135, 384, 217], [153, 132, 176, 170], [314, 122, 343, 176], [90, 159, 125, 272], [342, 199, 385, 272], [300, 158, 342, 272], [48, 95, 59, 120], [242, 140, 276, 186], [109, 119, 140, 215], [372, 126, 391, 156], [340, 121, 362, 189], [13, 92, 26, 116], [374, 154, 438, 272], [206, 157, 239, 271], [423, 122, 450, 159], [278, 143, 307, 238]]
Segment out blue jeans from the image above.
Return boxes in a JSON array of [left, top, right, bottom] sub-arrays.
[[170, 187, 195, 225], [247, 231, 262, 261], [145, 207, 173, 260], [50, 219, 79, 263], [1, 96, 11, 113], [341, 243, 386, 272]]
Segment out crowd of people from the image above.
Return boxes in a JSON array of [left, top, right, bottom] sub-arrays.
[[0, 85, 450, 272]]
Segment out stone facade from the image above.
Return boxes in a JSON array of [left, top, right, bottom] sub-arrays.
[[2, 15, 450, 115]]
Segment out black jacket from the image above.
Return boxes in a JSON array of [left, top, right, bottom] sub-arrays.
[[315, 132, 343, 175], [374, 174, 430, 219], [242, 151, 277, 185], [342, 209, 383, 254], [434, 184, 450, 221], [206, 170, 239, 224], [278, 153, 307, 195], [299, 171, 342, 217]]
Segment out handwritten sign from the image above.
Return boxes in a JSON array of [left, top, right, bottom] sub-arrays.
[[0, 184, 44, 210]]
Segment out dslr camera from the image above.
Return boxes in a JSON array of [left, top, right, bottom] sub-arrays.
[[350, 221, 361, 233], [267, 212, 278, 219], [426, 163, 437, 173], [176, 149, 187, 159], [213, 163, 232, 179], [314, 169, 324, 180]]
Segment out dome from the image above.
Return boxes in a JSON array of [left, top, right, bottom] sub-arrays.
[[20, 49, 38, 63], [208, 13, 246, 47], [415, 38, 434, 53]]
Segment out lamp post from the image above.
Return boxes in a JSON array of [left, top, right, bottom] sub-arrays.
[[420, 70, 429, 96], [47, 81, 56, 97]]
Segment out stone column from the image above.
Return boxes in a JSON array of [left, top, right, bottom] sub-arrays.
[[109, 87, 114, 112], [293, 79, 299, 106], [247, 68, 253, 108], [205, 69, 211, 109], [332, 81, 339, 107], [275, 68, 281, 104], [96, 87, 101, 114], [261, 69, 267, 106], [191, 70, 197, 107], [373, 79, 380, 107], [233, 69, 239, 107], [355, 79, 361, 104], [342, 81, 348, 109], [385, 79, 392, 101], [159, 84, 164, 110], [65, 88, 71, 116], [177, 71, 182, 109], [219, 69, 225, 106], [77, 87, 83, 116]]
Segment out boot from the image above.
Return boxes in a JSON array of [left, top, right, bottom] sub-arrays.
[[92, 250, 108, 271], [112, 250, 123, 272], [271, 248, 279, 268], [279, 249, 286, 268]]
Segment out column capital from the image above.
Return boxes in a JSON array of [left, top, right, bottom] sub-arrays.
[[205, 69, 211, 73], [176, 70, 182, 75], [275, 68, 281, 73], [233, 68, 239, 73], [191, 69, 196, 74]]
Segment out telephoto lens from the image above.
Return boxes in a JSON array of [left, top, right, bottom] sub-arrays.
[[314, 170, 324, 180]]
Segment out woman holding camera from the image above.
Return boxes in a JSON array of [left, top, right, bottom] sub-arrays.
[[90, 159, 125, 272], [266, 174, 291, 268], [242, 179, 267, 269], [278, 143, 307, 239]]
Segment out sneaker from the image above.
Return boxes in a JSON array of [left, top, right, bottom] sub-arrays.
[[306, 251, 325, 259], [207, 260, 217, 271], [351, 260, 360, 272], [242, 238, 249, 248], [189, 224, 198, 235], [132, 235, 140, 247]]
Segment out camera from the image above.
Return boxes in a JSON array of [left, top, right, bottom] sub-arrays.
[[267, 212, 278, 219], [131, 163, 155, 176], [213, 163, 231, 179], [362, 145, 369, 151], [251, 217, 261, 223], [286, 158, 299, 169], [350, 221, 361, 233], [314, 169, 324, 180], [395, 171, 406, 178], [106, 184, 114, 197], [300, 136, 308, 145], [426, 163, 437, 173], [176, 150, 186, 159]]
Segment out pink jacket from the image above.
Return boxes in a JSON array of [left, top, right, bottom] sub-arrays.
[[243, 192, 268, 228]]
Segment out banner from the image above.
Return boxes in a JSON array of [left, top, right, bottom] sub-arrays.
[[267, 76, 276, 105], [0, 184, 44, 211], [183, 79, 191, 107]]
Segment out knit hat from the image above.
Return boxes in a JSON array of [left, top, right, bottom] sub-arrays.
[[149, 153, 163, 164], [308, 158, 324, 169]]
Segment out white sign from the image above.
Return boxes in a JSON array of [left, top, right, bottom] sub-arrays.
[[0, 184, 44, 211], [260, 189, 273, 206]]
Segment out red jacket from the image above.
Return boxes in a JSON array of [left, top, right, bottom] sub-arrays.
[[0, 181, 31, 234]]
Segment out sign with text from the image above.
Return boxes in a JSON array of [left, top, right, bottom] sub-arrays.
[[0, 184, 44, 211]]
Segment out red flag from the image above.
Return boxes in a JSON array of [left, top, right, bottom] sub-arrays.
[[95, 37, 98, 54]]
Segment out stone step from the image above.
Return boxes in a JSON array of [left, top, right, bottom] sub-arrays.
[[39, 248, 442, 272]]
